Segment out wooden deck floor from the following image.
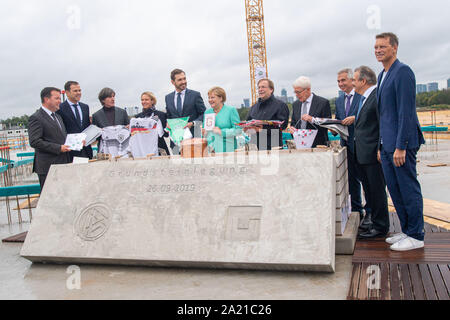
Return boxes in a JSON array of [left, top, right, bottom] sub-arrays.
[[348, 212, 450, 300]]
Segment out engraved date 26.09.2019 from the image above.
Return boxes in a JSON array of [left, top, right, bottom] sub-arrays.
[[146, 184, 196, 194]]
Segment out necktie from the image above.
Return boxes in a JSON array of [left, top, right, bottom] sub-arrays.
[[356, 96, 366, 120], [73, 104, 82, 127], [301, 101, 307, 129], [51, 113, 62, 130], [177, 93, 182, 115], [345, 94, 353, 117]]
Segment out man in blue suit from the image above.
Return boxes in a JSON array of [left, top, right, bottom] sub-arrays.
[[375, 32, 426, 251], [165, 69, 206, 139], [57, 81, 93, 160], [335, 69, 371, 228]]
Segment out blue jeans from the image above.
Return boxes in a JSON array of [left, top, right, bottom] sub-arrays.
[[380, 147, 425, 241]]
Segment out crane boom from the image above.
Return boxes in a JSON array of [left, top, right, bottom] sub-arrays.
[[245, 0, 269, 106]]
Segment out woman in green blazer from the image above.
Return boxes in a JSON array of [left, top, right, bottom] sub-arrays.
[[202, 87, 241, 153]]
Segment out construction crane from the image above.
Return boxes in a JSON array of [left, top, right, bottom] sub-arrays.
[[245, 0, 269, 105]]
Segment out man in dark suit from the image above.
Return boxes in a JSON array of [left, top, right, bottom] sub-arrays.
[[335, 69, 372, 228], [352, 66, 390, 239], [57, 81, 93, 160], [28, 87, 71, 189], [375, 32, 425, 251], [165, 69, 206, 138], [92, 87, 130, 128], [290, 76, 331, 147]]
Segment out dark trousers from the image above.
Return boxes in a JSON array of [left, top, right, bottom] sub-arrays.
[[381, 147, 425, 241], [357, 161, 390, 233], [348, 149, 371, 214], [38, 174, 47, 190]]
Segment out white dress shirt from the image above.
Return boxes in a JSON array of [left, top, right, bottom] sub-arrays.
[[174, 89, 187, 111]]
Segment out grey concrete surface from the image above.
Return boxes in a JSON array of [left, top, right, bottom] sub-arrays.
[[21, 151, 337, 272], [1, 141, 448, 300]]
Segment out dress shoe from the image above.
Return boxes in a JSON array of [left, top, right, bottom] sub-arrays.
[[360, 212, 372, 228], [358, 228, 388, 240], [390, 237, 424, 251], [386, 233, 408, 245]]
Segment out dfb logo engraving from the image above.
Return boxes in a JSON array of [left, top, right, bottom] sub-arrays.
[[74, 203, 112, 241]]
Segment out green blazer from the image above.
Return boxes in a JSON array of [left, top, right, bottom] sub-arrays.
[[203, 105, 241, 153]]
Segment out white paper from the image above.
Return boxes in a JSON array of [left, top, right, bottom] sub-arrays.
[[204, 113, 216, 131], [183, 128, 193, 140], [293, 129, 318, 149], [65, 133, 87, 151], [72, 157, 89, 164]]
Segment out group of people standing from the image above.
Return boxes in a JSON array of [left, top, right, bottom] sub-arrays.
[[28, 32, 425, 252]]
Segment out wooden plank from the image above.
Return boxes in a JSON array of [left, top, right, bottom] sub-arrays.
[[424, 223, 433, 233], [357, 263, 370, 300], [408, 264, 425, 300], [428, 264, 449, 300], [2, 232, 27, 243], [419, 264, 438, 300], [389, 263, 401, 300], [379, 263, 390, 300], [438, 265, 450, 294], [429, 223, 440, 233], [423, 199, 450, 223], [399, 264, 414, 300], [347, 263, 362, 300]]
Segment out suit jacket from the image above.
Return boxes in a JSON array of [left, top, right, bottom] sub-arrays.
[[377, 59, 425, 152], [57, 100, 93, 159], [28, 108, 71, 175], [335, 93, 362, 153], [165, 89, 206, 134], [354, 90, 380, 165], [92, 107, 130, 129], [291, 94, 332, 147]]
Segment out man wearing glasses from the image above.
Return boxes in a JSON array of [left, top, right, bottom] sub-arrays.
[[290, 76, 331, 147]]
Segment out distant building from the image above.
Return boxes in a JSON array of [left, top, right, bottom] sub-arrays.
[[281, 88, 287, 98], [427, 82, 439, 92], [416, 84, 427, 94], [288, 97, 295, 104], [243, 99, 250, 108]]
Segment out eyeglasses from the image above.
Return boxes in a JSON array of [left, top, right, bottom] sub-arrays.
[[294, 88, 309, 95]]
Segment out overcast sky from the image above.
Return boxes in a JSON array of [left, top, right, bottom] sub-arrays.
[[0, 0, 449, 119]]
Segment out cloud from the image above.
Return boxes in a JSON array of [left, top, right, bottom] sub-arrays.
[[0, 0, 449, 119]]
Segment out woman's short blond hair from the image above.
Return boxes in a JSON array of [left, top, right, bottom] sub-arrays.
[[207, 87, 227, 103], [141, 91, 157, 106]]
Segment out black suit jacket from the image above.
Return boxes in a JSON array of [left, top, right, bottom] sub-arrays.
[[165, 89, 206, 135], [92, 107, 130, 129], [291, 94, 332, 147], [28, 108, 71, 175], [57, 101, 93, 159], [354, 89, 380, 165]]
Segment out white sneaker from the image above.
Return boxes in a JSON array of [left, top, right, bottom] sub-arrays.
[[390, 237, 424, 252], [386, 233, 408, 245]]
